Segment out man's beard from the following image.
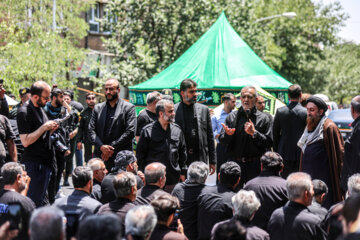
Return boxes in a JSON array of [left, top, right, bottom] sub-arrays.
[[307, 114, 322, 131], [164, 114, 175, 123], [88, 103, 95, 108], [55, 99, 62, 108], [106, 92, 118, 102], [37, 98, 46, 107], [185, 95, 196, 104]]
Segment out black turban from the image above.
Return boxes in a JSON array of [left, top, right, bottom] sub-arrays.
[[306, 96, 328, 112]]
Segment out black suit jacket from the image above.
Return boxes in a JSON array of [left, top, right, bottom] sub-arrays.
[[174, 102, 215, 165], [88, 98, 136, 156], [273, 102, 307, 161]]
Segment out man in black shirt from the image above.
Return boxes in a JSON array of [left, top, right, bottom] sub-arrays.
[[137, 99, 187, 192], [0, 82, 9, 117], [135, 91, 161, 142], [88, 158, 108, 202], [308, 179, 328, 221], [197, 161, 241, 240], [134, 162, 168, 205], [17, 81, 58, 206], [77, 93, 96, 163], [220, 86, 272, 186], [101, 150, 144, 204], [172, 161, 209, 240], [0, 162, 35, 240], [89, 78, 136, 171], [174, 79, 216, 174], [244, 152, 288, 230], [268, 172, 327, 240]]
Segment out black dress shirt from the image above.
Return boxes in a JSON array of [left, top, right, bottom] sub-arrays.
[[104, 102, 117, 144], [136, 109, 157, 136], [220, 106, 272, 159], [243, 171, 288, 230], [268, 201, 327, 240], [136, 121, 187, 185], [197, 184, 235, 240], [171, 180, 206, 240], [183, 104, 199, 157]]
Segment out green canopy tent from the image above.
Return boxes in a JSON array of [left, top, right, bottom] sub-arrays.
[[129, 12, 292, 112]]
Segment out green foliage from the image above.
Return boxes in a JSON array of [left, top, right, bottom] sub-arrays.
[[323, 43, 360, 103], [0, 0, 94, 96], [101, 0, 347, 93]]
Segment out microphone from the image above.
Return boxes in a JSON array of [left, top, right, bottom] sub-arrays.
[[245, 109, 250, 121]]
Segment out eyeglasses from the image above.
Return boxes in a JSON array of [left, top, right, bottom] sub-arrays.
[[40, 95, 50, 101], [104, 87, 116, 92], [86, 97, 95, 100]]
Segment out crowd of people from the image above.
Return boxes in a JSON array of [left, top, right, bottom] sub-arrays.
[[0, 78, 359, 240]]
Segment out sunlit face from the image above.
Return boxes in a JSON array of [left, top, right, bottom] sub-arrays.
[[225, 96, 236, 110], [63, 95, 71, 104], [36, 88, 51, 107], [306, 102, 322, 119], [94, 162, 108, 182], [256, 96, 265, 112], [86, 94, 96, 108], [181, 86, 197, 104], [240, 88, 256, 110], [104, 80, 119, 102], [161, 104, 175, 123]]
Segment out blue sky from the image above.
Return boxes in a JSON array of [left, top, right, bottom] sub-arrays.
[[315, 0, 360, 43]]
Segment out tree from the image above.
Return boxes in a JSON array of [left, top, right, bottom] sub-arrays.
[[0, 0, 94, 96], [101, 0, 347, 94], [323, 43, 360, 104]]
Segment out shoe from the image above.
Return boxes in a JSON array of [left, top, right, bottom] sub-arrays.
[[63, 181, 70, 186]]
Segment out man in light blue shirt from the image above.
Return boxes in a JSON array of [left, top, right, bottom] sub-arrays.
[[211, 93, 236, 174]]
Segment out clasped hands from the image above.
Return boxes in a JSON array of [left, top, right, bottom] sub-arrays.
[[100, 145, 115, 161], [221, 119, 256, 136]]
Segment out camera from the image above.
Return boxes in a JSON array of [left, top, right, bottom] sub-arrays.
[[0, 203, 23, 230], [50, 133, 69, 153]]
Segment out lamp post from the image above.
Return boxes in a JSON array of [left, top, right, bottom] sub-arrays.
[[255, 12, 297, 23]]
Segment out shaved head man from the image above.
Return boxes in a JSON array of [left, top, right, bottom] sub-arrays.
[[17, 81, 59, 206], [89, 78, 136, 172]]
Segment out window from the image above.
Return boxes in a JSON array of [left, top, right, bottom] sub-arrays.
[[88, 3, 100, 33], [102, 9, 116, 34]]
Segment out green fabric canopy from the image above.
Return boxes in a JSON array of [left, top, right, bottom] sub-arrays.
[[129, 12, 291, 107]]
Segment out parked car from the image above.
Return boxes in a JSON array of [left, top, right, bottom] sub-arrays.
[[327, 108, 353, 140]]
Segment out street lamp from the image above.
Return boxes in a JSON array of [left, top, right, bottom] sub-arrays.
[[255, 12, 297, 23]]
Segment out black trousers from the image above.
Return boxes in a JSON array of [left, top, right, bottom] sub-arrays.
[[281, 159, 300, 179], [65, 138, 76, 175], [83, 142, 93, 163]]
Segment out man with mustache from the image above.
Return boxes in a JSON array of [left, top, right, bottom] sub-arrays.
[[298, 96, 344, 208], [77, 93, 97, 163], [174, 79, 216, 175], [89, 78, 136, 171], [220, 86, 273, 188], [136, 99, 187, 192]]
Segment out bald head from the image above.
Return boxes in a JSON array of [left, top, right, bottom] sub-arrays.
[[105, 78, 120, 102], [144, 163, 166, 187], [105, 78, 120, 89], [30, 81, 51, 107], [30, 81, 51, 96], [351, 95, 360, 120]]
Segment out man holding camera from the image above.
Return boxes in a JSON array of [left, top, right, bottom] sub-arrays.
[[17, 81, 59, 207], [0, 162, 35, 240]]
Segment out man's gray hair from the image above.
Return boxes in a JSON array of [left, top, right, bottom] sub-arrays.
[[351, 96, 360, 114], [348, 173, 360, 196], [187, 161, 209, 184], [72, 166, 93, 188], [232, 190, 261, 220], [286, 172, 312, 200], [155, 99, 174, 117], [29, 206, 65, 240], [113, 172, 137, 198], [146, 91, 161, 105], [87, 158, 103, 171], [1, 162, 23, 185], [125, 205, 157, 239], [145, 162, 166, 184], [241, 86, 258, 98]]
